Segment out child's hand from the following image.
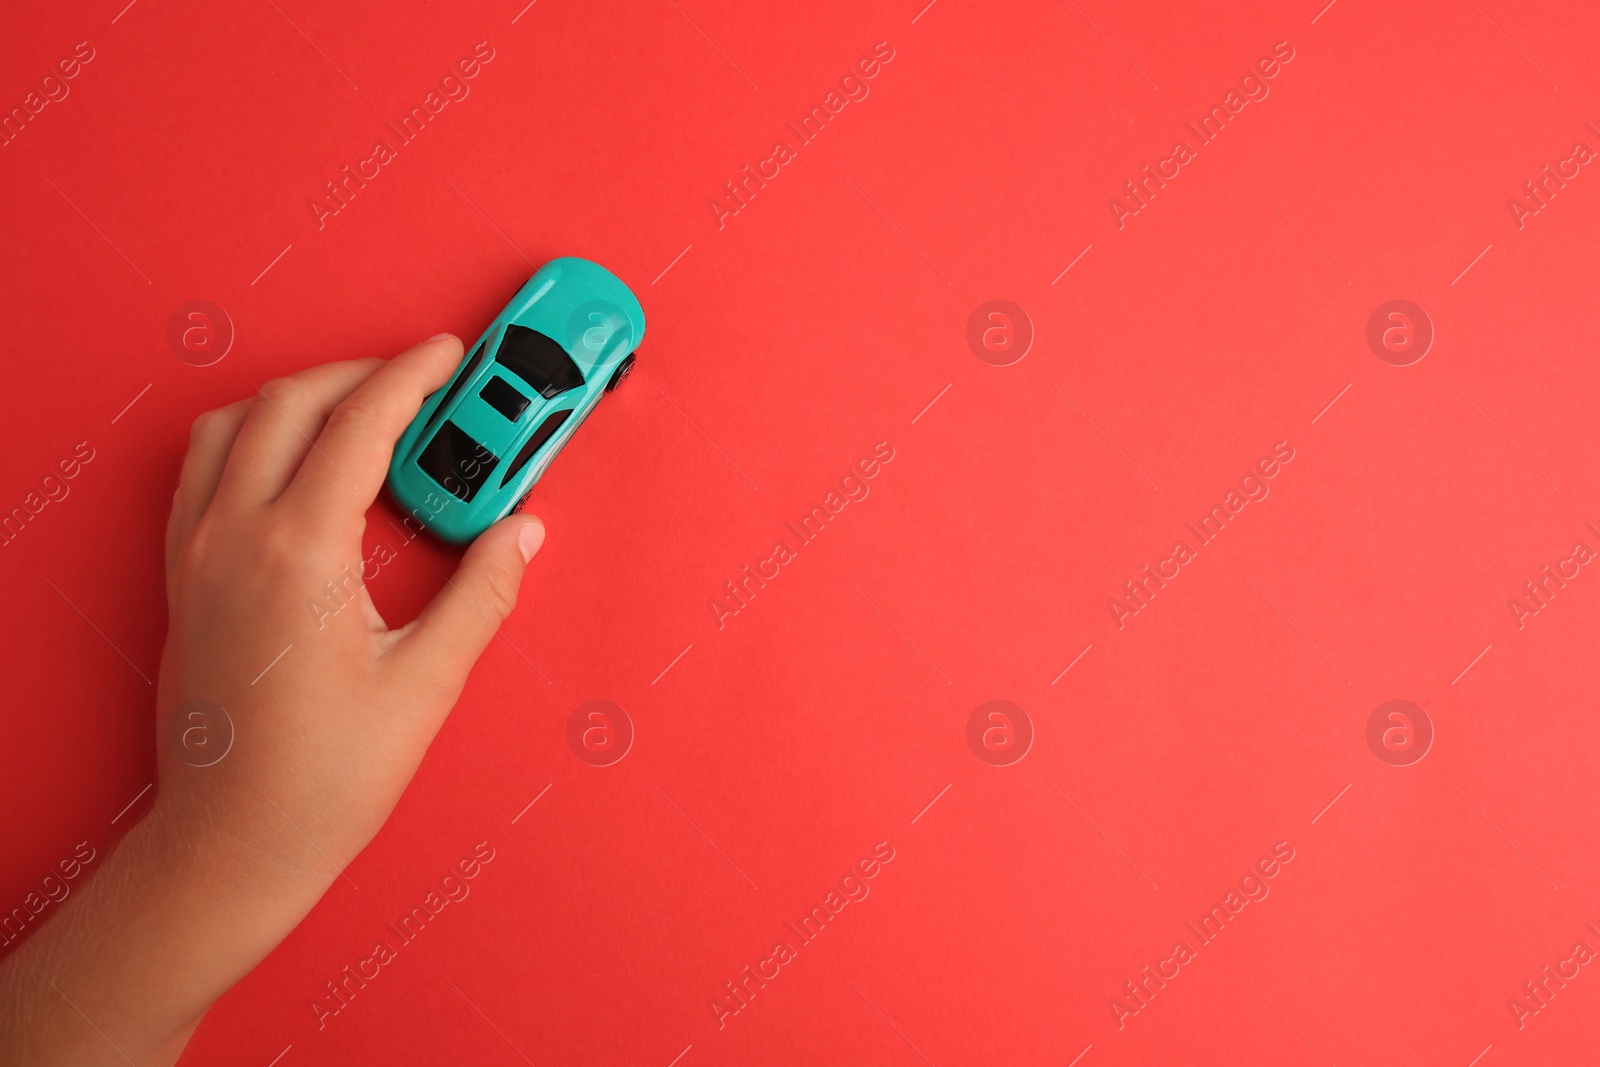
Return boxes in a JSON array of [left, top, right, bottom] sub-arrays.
[[0, 335, 545, 1066], [158, 332, 543, 888]]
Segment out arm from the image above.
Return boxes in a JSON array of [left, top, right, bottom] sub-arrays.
[[0, 335, 545, 1066]]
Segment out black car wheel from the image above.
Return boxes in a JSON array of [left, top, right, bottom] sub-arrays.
[[606, 352, 636, 392]]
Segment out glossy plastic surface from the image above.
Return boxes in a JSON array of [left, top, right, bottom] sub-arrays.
[[386, 257, 644, 543]]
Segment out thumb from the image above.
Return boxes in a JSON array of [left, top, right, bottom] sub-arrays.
[[392, 514, 545, 692]]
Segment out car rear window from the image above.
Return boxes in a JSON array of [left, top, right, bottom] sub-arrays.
[[495, 325, 585, 398], [417, 420, 499, 502]]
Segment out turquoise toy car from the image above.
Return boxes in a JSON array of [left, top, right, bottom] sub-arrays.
[[387, 257, 644, 543]]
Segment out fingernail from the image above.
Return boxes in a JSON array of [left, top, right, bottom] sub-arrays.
[[425, 332, 456, 343], [518, 517, 545, 563]]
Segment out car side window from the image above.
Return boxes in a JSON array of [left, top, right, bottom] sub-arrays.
[[432, 340, 487, 414], [501, 408, 573, 484]]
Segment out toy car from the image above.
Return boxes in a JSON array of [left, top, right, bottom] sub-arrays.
[[387, 257, 644, 543]]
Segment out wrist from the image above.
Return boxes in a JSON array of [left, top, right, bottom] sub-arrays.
[[141, 789, 341, 944], [0, 805, 271, 1067], [16, 800, 337, 1065]]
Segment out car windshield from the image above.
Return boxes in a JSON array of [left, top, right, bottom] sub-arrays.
[[495, 325, 585, 398]]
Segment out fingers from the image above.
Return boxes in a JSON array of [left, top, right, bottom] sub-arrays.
[[166, 398, 252, 584], [209, 360, 385, 512], [280, 335, 464, 526], [386, 514, 544, 708]]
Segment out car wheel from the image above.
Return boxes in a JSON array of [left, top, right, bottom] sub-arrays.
[[606, 353, 636, 392]]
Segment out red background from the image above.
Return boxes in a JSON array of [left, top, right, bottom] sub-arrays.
[[5, 0, 1600, 1064]]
